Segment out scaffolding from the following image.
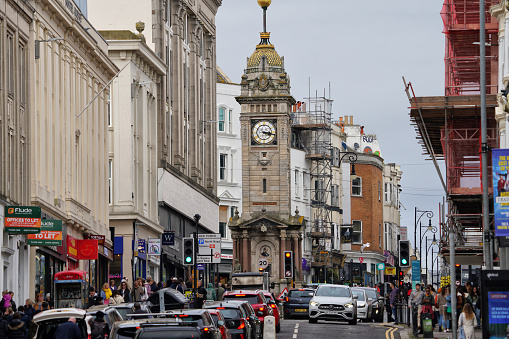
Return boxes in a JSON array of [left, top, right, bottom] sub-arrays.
[[292, 95, 335, 271]]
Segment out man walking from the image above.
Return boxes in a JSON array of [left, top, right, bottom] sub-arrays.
[[55, 317, 82, 339], [389, 282, 399, 324], [409, 283, 424, 335]]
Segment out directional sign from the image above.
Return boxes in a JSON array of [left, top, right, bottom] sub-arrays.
[[277, 287, 289, 301], [197, 256, 212, 264], [198, 234, 221, 263], [197, 264, 205, 271], [377, 263, 385, 271]]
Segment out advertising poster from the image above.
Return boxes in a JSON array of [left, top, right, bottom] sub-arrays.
[[148, 238, 161, 255], [492, 149, 509, 236], [488, 291, 509, 338], [27, 220, 63, 246], [4, 206, 41, 234]]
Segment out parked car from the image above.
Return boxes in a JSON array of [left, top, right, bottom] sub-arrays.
[[206, 308, 232, 339], [108, 302, 153, 320], [163, 309, 222, 339], [308, 284, 358, 324], [86, 305, 124, 333], [110, 319, 144, 339], [357, 287, 384, 322], [222, 300, 261, 339], [28, 308, 88, 339], [147, 287, 190, 312], [259, 290, 281, 332], [283, 288, 314, 319], [352, 288, 372, 321], [204, 301, 254, 339]]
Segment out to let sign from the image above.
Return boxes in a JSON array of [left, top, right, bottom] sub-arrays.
[[27, 220, 63, 246], [4, 206, 41, 234]]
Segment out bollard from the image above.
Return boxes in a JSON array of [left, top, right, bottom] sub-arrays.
[[263, 315, 276, 339]]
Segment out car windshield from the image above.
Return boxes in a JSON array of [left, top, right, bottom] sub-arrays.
[[352, 291, 366, 301], [288, 290, 313, 298], [365, 290, 377, 299], [223, 295, 259, 305], [138, 329, 201, 339], [166, 315, 204, 327], [315, 286, 350, 298]]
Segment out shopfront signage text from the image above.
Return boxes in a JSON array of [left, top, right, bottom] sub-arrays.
[[5, 206, 41, 234]]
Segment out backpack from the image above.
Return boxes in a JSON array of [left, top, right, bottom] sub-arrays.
[[90, 320, 108, 339]]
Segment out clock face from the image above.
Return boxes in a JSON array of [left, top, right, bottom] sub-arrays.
[[252, 120, 276, 145]]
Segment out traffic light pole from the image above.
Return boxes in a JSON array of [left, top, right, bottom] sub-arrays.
[[450, 227, 457, 339]]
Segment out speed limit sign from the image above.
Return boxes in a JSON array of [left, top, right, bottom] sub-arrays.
[[258, 258, 269, 269]]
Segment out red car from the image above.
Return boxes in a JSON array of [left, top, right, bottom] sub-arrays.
[[259, 290, 281, 333], [222, 290, 273, 331], [207, 308, 232, 339]]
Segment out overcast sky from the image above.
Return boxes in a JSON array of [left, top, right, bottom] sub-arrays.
[[216, 0, 447, 263]]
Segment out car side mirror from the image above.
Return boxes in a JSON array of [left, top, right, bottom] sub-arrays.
[[353, 295, 358, 300]]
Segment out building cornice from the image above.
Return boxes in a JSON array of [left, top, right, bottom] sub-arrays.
[[6, 0, 35, 23], [106, 39, 167, 76]]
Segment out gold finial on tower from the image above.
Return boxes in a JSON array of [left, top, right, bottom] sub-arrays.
[[257, 0, 271, 8]]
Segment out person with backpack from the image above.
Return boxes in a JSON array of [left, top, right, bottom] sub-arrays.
[[7, 312, 26, 339], [0, 310, 8, 339], [89, 311, 108, 339]]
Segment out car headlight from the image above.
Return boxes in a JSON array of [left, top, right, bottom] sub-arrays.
[[310, 301, 319, 307], [358, 302, 366, 307], [344, 303, 354, 308]]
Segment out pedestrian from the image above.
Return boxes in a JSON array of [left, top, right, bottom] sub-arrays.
[[170, 277, 178, 289], [108, 290, 124, 305], [2, 293, 11, 314], [195, 281, 207, 309], [40, 302, 50, 312], [44, 293, 51, 308], [217, 283, 225, 301], [5, 307, 14, 323], [89, 311, 108, 339], [147, 277, 158, 294], [24, 299, 35, 322], [458, 303, 477, 339], [55, 317, 82, 339], [471, 286, 481, 328], [132, 280, 146, 302], [0, 310, 8, 339], [9, 292, 17, 312], [409, 283, 424, 335], [389, 282, 399, 324], [143, 277, 151, 297], [131, 302, 149, 319], [205, 283, 217, 301], [385, 294, 393, 322], [445, 286, 452, 332], [88, 288, 101, 308], [436, 288, 447, 332], [100, 283, 112, 305], [421, 286, 434, 322], [109, 279, 116, 291], [17, 306, 29, 329], [34, 293, 44, 312], [7, 312, 26, 339], [119, 281, 131, 302], [186, 276, 194, 289]]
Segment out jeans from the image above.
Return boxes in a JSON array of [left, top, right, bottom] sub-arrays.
[[475, 308, 480, 326], [438, 314, 443, 329], [392, 306, 397, 323]]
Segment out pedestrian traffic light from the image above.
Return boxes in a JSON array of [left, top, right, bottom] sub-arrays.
[[284, 251, 293, 278], [183, 237, 195, 266], [399, 240, 410, 267], [455, 264, 461, 284]]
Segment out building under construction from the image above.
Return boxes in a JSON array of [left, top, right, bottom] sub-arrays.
[[407, 0, 499, 265]]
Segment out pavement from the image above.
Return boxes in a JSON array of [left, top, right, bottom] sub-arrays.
[[400, 326, 483, 339]]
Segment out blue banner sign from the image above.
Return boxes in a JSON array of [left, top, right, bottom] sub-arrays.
[[493, 149, 509, 237], [411, 260, 420, 282]]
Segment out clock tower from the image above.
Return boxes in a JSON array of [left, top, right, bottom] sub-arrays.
[[229, 0, 304, 292]]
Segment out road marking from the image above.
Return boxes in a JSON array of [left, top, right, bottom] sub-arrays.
[[385, 327, 397, 339], [293, 323, 299, 338], [293, 335, 297, 339]]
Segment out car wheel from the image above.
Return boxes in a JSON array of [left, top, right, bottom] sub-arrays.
[[348, 317, 357, 325], [309, 318, 317, 324], [276, 324, 281, 333]]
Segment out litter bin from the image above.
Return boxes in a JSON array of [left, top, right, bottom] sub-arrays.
[[421, 312, 433, 338]]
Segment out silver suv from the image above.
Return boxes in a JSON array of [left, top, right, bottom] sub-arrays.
[[308, 284, 358, 324]]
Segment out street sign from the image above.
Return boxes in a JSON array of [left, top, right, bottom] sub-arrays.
[[197, 264, 205, 271], [197, 256, 212, 264], [377, 263, 385, 271], [162, 232, 175, 246], [385, 267, 396, 275], [198, 234, 221, 263], [456, 280, 461, 286], [412, 260, 421, 282], [258, 258, 269, 269], [359, 257, 364, 264], [277, 287, 289, 301]]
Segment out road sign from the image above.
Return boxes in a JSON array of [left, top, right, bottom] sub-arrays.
[[197, 256, 212, 264], [400, 227, 408, 241], [412, 260, 421, 282], [258, 258, 269, 269], [198, 234, 221, 263], [197, 264, 205, 271], [277, 287, 289, 301], [385, 267, 396, 275], [359, 257, 364, 264], [456, 280, 461, 286], [377, 263, 385, 271]]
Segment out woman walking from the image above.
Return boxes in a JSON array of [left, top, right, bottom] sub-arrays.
[[469, 286, 481, 328], [34, 294, 44, 312], [100, 283, 112, 305], [458, 303, 477, 339], [119, 281, 131, 303], [436, 288, 447, 332], [444, 286, 452, 332], [108, 290, 124, 305]]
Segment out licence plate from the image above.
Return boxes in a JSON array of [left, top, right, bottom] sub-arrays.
[[295, 309, 307, 312]]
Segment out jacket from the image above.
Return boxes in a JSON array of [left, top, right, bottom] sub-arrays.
[[55, 321, 82, 339], [0, 316, 8, 339], [119, 289, 131, 302], [108, 295, 124, 305], [7, 319, 26, 339]]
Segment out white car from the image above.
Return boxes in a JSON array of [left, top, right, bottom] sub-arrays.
[[308, 284, 358, 325], [352, 288, 372, 321], [28, 308, 88, 339]]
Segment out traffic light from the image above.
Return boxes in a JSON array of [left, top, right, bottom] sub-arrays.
[[399, 240, 410, 267], [183, 237, 195, 266], [284, 251, 293, 278], [455, 264, 461, 284]]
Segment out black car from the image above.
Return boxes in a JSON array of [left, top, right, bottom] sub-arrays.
[[204, 301, 254, 339], [133, 320, 210, 339], [223, 300, 262, 339], [163, 309, 222, 339], [283, 288, 314, 319], [357, 287, 384, 322]]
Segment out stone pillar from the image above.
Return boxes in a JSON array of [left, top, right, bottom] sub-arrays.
[[294, 236, 301, 280], [243, 237, 249, 272], [232, 237, 237, 262]]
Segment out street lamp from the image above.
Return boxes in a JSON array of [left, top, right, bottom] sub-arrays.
[[424, 235, 437, 286], [414, 208, 434, 257], [432, 253, 443, 287], [419, 217, 437, 264]]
